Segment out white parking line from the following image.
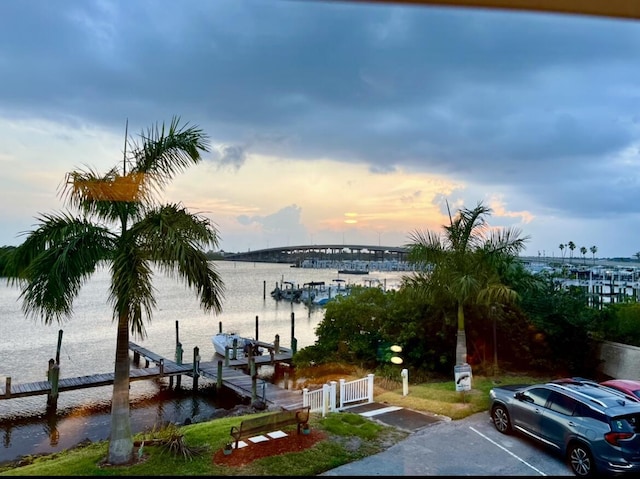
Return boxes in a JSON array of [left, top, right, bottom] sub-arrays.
[[470, 426, 548, 476]]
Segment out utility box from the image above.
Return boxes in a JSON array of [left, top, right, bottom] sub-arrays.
[[454, 363, 472, 392]]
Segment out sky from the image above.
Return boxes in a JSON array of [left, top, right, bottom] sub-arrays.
[[1, 0, 640, 259]]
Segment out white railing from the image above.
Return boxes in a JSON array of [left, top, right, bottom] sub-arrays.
[[339, 373, 374, 409], [302, 374, 374, 416]]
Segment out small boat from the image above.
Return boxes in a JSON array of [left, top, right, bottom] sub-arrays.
[[211, 332, 263, 357], [338, 269, 369, 275], [270, 281, 302, 302]]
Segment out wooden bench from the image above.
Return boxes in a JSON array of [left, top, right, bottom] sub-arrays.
[[229, 406, 311, 450]]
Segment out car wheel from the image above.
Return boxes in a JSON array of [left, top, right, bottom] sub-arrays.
[[491, 404, 511, 434], [568, 442, 595, 477]]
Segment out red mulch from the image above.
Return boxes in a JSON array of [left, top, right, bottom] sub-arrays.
[[212, 429, 327, 467]]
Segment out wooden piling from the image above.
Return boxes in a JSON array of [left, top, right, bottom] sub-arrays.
[[47, 359, 60, 410], [55, 329, 63, 365], [255, 315, 259, 342], [192, 347, 200, 390]]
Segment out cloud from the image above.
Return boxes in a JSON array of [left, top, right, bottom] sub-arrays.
[[2, 0, 640, 257]]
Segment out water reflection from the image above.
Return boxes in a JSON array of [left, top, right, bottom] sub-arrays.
[[0, 383, 242, 464]]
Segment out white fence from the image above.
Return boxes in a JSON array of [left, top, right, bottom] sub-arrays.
[[302, 373, 374, 416]]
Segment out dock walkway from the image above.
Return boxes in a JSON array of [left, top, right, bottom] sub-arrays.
[[0, 341, 303, 411]]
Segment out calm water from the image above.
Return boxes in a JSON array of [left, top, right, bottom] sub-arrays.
[[0, 261, 404, 463]]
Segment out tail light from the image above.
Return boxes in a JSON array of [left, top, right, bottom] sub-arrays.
[[605, 432, 634, 446]]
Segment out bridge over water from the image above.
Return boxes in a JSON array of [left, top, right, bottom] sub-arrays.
[[222, 244, 409, 266]]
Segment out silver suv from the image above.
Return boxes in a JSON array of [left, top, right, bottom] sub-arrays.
[[489, 378, 640, 476]]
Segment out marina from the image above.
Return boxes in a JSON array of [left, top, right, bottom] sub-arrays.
[[0, 321, 298, 412], [1, 261, 405, 463]]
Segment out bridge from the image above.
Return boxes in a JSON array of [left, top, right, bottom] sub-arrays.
[[222, 244, 409, 266]]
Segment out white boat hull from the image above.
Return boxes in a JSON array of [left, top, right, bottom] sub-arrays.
[[211, 333, 263, 357]]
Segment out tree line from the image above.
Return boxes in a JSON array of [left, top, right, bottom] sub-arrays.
[[294, 202, 640, 380]]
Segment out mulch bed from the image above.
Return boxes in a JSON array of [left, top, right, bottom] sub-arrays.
[[212, 429, 327, 467]]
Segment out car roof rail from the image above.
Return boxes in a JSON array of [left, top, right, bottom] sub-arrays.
[[551, 382, 608, 408]]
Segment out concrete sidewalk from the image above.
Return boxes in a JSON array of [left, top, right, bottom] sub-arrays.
[[341, 402, 447, 433]]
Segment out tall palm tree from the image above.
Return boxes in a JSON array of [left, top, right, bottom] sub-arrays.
[[404, 200, 529, 366], [568, 241, 576, 264], [590, 245, 598, 265], [5, 117, 224, 465], [580, 246, 587, 264], [559, 243, 565, 262]]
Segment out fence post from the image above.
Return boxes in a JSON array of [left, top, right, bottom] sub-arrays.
[[339, 378, 346, 410], [329, 380, 337, 412], [303, 387, 309, 408], [322, 384, 329, 417], [367, 373, 375, 403]]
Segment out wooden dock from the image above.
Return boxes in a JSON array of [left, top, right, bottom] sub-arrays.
[[0, 340, 303, 411]]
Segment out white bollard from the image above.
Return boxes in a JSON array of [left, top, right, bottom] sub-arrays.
[[401, 368, 409, 396]]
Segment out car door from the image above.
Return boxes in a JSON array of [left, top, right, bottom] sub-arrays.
[[512, 387, 552, 439], [538, 390, 578, 451]]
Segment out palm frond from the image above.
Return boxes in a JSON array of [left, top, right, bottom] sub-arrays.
[[8, 213, 115, 323], [109, 242, 155, 338], [129, 116, 210, 193], [130, 204, 225, 314]]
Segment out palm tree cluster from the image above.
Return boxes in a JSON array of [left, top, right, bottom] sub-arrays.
[[558, 242, 598, 266], [2, 117, 225, 465]]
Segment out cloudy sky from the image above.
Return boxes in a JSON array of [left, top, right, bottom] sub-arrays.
[[1, 0, 640, 259]]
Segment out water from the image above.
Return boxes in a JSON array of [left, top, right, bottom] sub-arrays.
[[0, 261, 404, 463]]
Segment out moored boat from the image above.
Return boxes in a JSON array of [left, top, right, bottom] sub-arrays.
[[211, 332, 263, 357]]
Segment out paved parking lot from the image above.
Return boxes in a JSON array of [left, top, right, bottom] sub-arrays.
[[321, 408, 573, 476]]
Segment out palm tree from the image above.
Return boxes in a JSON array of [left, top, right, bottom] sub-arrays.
[[580, 246, 587, 264], [568, 241, 576, 264], [4, 117, 224, 465], [405, 200, 529, 366], [590, 245, 597, 265], [559, 243, 565, 262]]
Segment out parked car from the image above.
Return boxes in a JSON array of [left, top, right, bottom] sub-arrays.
[[600, 379, 640, 402], [489, 378, 640, 476]]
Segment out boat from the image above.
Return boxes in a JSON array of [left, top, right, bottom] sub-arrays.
[[337, 268, 369, 275], [299, 281, 327, 303], [270, 281, 303, 302], [211, 332, 263, 357], [310, 279, 351, 306]]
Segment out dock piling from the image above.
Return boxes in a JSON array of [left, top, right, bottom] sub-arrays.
[[192, 347, 200, 390], [47, 359, 60, 410]]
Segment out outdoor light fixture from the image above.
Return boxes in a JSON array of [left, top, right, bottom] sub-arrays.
[[390, 345, 403, 364]]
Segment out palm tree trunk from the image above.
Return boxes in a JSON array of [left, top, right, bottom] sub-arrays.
[[456, 303, 467, 364], [456, 329, 467, 365], [107, 313, 134, 464]]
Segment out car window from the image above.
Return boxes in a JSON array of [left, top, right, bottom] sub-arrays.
[[548, 391, 577, 416], [611, 415, 640, 433], [522, 387, 552, 407], [573, 402, 607, 422]]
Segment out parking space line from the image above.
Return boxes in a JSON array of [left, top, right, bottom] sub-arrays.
[[470, 426, 548, 476]]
